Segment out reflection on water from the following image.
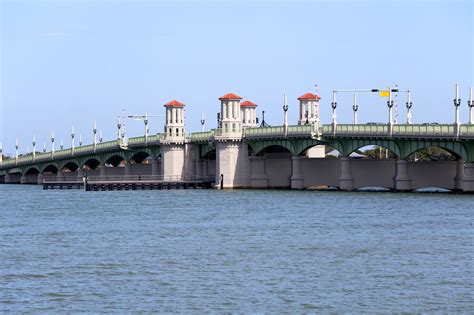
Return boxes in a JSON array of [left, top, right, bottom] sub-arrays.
[[0, 185, 473, 312]]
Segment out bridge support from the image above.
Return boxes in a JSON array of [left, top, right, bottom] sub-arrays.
[[394, 159, 411, 191], [56, 171, 64, 182], [37, 174, 43, 185], [151, 160, 160, 176], [77, 169, 84, 180], [125, 163, 132, 176], [20, 175, 27, 184], [250, 156, 268, 188], [462, 162, 474, 192], [290, 156, 304, 189], [99, 166, 107, 177], [339, 157, 353, 191], [454, 159, 464, 191], [4, 174, 11, 184], [161, 144, 185, 181]]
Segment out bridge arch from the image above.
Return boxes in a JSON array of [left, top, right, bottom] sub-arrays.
[[400, 140, 467, 161], [248, 140, 295, 156], [81, 158, 101, 170], [24, 166, 40, 175], [341, 139, 401, 158], [58, 160, 79, 172], [42, 164, 59, 174], [103, 153, 127, 167], [130, 151, 151, 164]]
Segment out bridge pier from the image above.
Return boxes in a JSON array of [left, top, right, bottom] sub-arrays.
[[37, 174, 43, 185], [151, 160, 160, 176], [290, 156, 304, 189], [339, 157, 353, 191], [462, 162, 474, 192], [99, 166, 107, 177], [454, 159, 464, 191], [125, 163, 132, 176], [4, 174, 12, 183], [250, 156, 268, 188], [20, 175, 27, 184], [394, 159, 411, 191]]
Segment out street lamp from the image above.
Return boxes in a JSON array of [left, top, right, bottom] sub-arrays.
[[331, 91, 337, 135], [406, 91, 413, 124], [454, 83, 461, 137], [283, 94, 288, 136], [71, 126, 75, 155], [32, 134, 36, 162], [93, 121, 97, 151], [468, 87, 473, 125], [353, 94, 358, 125], [387, 87, 394, 137], [200, 112, 205, 132], [51, 131, 55, 158]]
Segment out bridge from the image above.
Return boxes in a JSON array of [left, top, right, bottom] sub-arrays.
[[1, 89, 474, 192]]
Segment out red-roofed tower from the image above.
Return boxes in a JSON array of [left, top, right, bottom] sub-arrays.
[[297, 93, 321, 126], [240, 100, 258, 128], [163, 100, 186, 140], [218, 93, 243, 136]]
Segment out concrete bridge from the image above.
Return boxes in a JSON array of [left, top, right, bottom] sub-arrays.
[[2, 90, 474, 192]]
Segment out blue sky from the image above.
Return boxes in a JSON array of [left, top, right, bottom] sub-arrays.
[[1, 0, 473, 154]]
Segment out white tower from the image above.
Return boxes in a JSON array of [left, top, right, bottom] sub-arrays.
[[297, 93, 321, 126], [161, 99, 186, 181], [240, 100, 258, 128], [219, 93, 243, 136], [163, 100, 186, 141]]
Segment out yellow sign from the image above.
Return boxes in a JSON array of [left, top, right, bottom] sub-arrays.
[[379, 90, 390, 97]]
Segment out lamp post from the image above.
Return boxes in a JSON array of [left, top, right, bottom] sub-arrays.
[[15, 138, 19, 164], [283, 93, 289, 137], [99, 130, 103, 143], [60, 138, 64, 150], [406, 90, 413, 124], [32, 134, 36, 162], [468, 87, 473, 125], [144, 112, 149, 143], [117, 117, 122, 142], [200, 112, 205, 132], [79, 134, 82, 146], [51, 131, 55, 159], [71, 126, 75, 155], [331, 91, 337, 136], [353, 94, 358, 125], [387, 87, 394, 137], [43, 142, 46, 153], [93, 121, 97, 151], [454, 83, 461, 137]]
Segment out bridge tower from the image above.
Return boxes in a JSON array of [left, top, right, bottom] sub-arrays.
[[297, 93, 321, 126], [214, 93, 251, 188], [161, 100, 186, 180], [240, 100, 258, 128]]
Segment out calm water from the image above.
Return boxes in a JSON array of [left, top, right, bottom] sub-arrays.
[[0, 185, 473, 313]]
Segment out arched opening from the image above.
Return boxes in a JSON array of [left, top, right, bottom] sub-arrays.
[[105, 155, 125, 167], [406, 147, 458, 162], [256, 145, 291, 157], [300, 143, 342, 159], [351, 145, 397, 159], [42, 164, 58, 175], [201, 149, 216, 160], [61, 161, 79, 172], [25, 167, 40, 175], [130, 151, 150, 164], [82, 158, 101, 170]]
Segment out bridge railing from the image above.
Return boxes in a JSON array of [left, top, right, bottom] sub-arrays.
[[189, 130, 217, 142]]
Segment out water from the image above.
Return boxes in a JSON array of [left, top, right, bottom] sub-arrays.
[[1, 185, 473, 313]]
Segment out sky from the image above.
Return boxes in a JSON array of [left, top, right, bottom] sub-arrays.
[[1, 0, 473, 155]]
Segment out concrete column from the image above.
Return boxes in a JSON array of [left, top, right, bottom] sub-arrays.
[[4, 174, 11, 183], [394, 159, 411, 191], [250, 156, 268, 188], [100, 166, 107, 177], [20, 175, 27, 184], [454, 159, 464, 191], [290, 156, 304, 189], [151, 160, 159, 177], [339, 157, 353, 191], [77, 169, 84, 179], [462, 162, 474, 192], [37, 174, 43, 185], [202, 159, 208, 178], [195, 160, 202, 179], [124, 163, 131, 176]]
